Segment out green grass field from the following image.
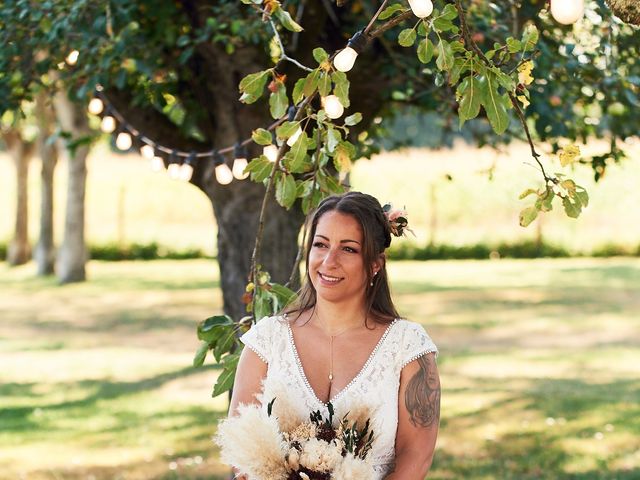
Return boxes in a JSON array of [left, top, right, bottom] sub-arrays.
[[2, 139, 640, 255], [2, 258, 639, 479]]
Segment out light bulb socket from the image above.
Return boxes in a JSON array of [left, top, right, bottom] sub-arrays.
[[347, 30, 368, 54], [185, 150, 197, 166], [234, 142, 247, 160], [213, 150, 226, 166], [169, 150, 179, 164]]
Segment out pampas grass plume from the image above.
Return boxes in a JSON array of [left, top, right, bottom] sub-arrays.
[[215, 403, 288, 480]]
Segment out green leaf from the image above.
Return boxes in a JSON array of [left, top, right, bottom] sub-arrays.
[[479, 74, 509, 134], [273, 6, 303, 32], [252, 128, 273, 146], [458, 76, 481, 126], [332, 71, 350, 108], [245, 156, 273, 182], [344, 112, 362, 126], [562, 196, 582, 218], [276, 121, 300, 139], [270, 283, 298, 308], [239, 69, 270, 102], [313, 48, 329, 63], [535, 187, 554, 212], [213, 325, 236, 362], [193, 341, 209, 367], [398, 28, 417, 47], [436, 40, 454, 71], [276, 172, 298, 209], [303, 69, 320, 98], [198, 315, 234, 342], [521, 25, 539, 52], [379, 3, 406, 20], [441, 3, 458, 20], [519, 206, 538, 227], [269, 82, 288, 119], [326, 126, 341, 153], [417, 38, 435, 64], [334, 141, 355, 173], [575, 188, 589, 208], [318, 72, 331, 97], [212, 354, 241, 397], [506, 37, 522, 53], [519, 188, 538, 200], [287, 132, 308, 171], [292, 78, 306, 104]]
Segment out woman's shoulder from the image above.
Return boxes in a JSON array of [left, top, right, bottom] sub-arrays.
[[392, 318, 433, 335]]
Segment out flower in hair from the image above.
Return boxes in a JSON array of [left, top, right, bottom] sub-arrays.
[[382, 203, 415, 238]]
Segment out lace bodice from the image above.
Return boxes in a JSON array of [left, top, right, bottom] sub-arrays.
[[240, 315, 438, 479]]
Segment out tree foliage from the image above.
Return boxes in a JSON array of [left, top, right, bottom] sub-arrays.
[[2, 0, 638, 396]]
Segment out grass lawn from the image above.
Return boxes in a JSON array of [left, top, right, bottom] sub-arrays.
[[1, 258, 639, 479]]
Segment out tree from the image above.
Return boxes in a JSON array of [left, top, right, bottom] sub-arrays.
[[1, 1, 638, 365], [1, 119, 35, 266]]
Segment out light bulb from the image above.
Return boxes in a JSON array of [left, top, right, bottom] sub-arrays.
[[322, 95, 344, 119], [101, 115, 116, 133], [334, 47, 358, 73], [408, 0, 433, 18], [286, 127, 303, 147], [88, 98, 104, 115], [179, 163, 194, 182], [232, 158, 249, 180], [116, 132, 132, 150], [263, 144, 278, 162], [167, 163, 181, 180], [140, 144, 155, 159], [151, 156, 165, 172], [215, 163, 234, 185], [550, 0, 584, 24], [66, 50, 79, 66]]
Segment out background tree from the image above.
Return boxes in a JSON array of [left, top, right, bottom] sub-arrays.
[[1, 0, 638, 317]]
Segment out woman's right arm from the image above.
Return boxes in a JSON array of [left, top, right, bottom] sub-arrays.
[[228, 345, 268, 415], [226, 346, 268, 479]]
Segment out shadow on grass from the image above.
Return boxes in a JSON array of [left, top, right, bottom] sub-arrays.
[[0, 364, 219, 433]]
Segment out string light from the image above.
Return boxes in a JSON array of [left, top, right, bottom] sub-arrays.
[[408, 0, 433, 18], [233, 143, 249, 180], [179, 151, 196, 182], [116, 129, 133, 150], [151, 155, 165, 172], [88, 98, 104, 115], [140, 144, 155, 159], [66, 50, 79, 66], [167, 151, 181, 180], [322, 95, 344, 119], [100, 114, 116, 133], [550, 0, 584, 24], [334, 31, 368, 72], [214, 151, 234, 185], [263, 144, 278, 162]]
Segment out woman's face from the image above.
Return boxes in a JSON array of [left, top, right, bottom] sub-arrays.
[[308, 210, 371, 305]]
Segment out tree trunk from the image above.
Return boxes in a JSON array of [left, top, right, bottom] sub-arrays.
[[3, 129, 34, 266], [605, 0, 640, 25], [53, 91, 91, 283], [34, 91, 59, 275]]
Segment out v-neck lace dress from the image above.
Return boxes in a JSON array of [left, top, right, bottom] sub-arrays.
[[240, 315, 438, 479]]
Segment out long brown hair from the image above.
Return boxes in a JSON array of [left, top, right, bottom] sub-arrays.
[[285, 191, 400, 326]]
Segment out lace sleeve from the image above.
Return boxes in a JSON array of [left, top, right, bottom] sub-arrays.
[[398, 321, 438, 370], [239, 316, 275, 364]]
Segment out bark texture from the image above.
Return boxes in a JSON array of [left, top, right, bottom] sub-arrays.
[[34, 92, 59, 276], [53, 91, 91, 283], [606, 0, 640, 25], [2, 129, 35, 266]]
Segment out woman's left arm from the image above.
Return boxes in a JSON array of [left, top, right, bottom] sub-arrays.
[[386, 352, 441, 480]]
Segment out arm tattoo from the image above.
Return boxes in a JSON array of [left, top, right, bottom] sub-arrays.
[[405, 354, 441, 428]]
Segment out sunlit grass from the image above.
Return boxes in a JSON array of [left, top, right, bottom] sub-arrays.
[[1, 258, 639, 479]]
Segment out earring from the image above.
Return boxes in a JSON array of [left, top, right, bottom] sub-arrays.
[[370, 271, 378, 287]]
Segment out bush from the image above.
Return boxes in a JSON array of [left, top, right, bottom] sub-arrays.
[[0, 242, 6, 261], [89, 242, 208, 261], [388, 240, 571, 261]]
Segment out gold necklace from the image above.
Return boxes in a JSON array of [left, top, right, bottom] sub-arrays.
[[317, 317, 364, 383]]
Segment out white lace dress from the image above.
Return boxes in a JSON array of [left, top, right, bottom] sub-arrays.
[[240, 315, 438, 479]]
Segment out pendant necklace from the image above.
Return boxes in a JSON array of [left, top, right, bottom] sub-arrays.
[[326, 320, 364, 383]]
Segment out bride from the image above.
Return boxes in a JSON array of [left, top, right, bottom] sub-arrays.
[[229, 191, 440, 479]]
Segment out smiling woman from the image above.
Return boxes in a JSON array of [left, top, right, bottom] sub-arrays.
[[220, 192, 441, 480]]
